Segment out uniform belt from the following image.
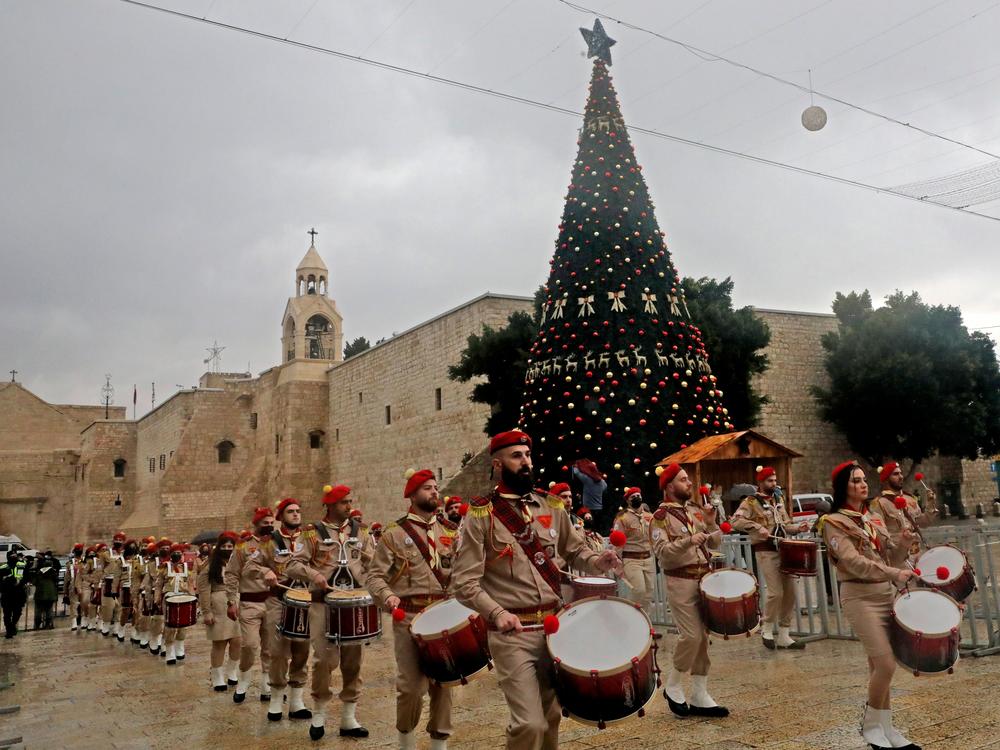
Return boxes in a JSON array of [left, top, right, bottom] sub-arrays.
[[752, 542, 776, 553], [663, 565, 709, 580], [840, 579, 882, 585], [398, 594, 446, 613], [239, 591, 271, 603], [621, 551, 651, 560]]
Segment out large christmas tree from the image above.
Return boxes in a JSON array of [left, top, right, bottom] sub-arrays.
[[518, 21, 733, 498]]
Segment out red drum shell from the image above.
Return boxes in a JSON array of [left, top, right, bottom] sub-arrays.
[[699, 569, 761, 639], [279, 589, 312, 640], [410, 599, 492, 686], [102, 577, 114, 597], [890, 589, 961, 676], [119, 586, 133, 609], [164, 594, 198, 628], [570, 576, 618, 602], [325, 589, 382, 644], [778, 539, 818, 577]]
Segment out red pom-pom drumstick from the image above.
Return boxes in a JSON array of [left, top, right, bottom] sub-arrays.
[[699, 485, 711, 496], [458, 503, 469, 517], [913, 568, 921, 576], [543, 614, 560, 635], [609, 530, 627, 548], [936, 566, 950, 581], [391, 607, 406, 622], [720, 522, 733, 534], [914, 472, 925, 482]]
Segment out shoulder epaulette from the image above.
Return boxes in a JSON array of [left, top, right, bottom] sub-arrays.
[[468, 495, 493, 518], [653, 506, 668, 522], [545, 493, 565, 510]]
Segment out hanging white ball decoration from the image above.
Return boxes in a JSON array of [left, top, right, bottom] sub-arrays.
[[802, 105, 827, 131]]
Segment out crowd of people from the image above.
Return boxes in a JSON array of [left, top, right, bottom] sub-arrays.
[[0, 548, 62, 636], [29, 435, 935, 750]]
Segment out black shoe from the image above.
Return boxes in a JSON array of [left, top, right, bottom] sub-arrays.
[[233, 691, 246, 704], [140, 643, 148, 649], [777, 640, 806, 650], [260, 693, 271, 702], [688, 703, 730, 718], [289, 708, 313, 720], [176, 654, 185, 661], [664, 691, 689, 717], [267, 711, 283, 722], [309, 725, 325, 741], [213, 685, 228, 693], [228, 678, 238, 686], [166, 658, 177, 666], [762, 637, 776, 650], [339, 726, 369, 738], [149, 646, 159, 655], [117, 636, 125, 642]]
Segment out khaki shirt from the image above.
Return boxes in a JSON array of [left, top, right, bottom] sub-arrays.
[[196, 564, 226, 612], [154, 562, 194, 602], [451, 489, 603, 624], [244, 527, 305, 584], [366, 516, 452, 611], [613, 507, 653, 554], [649, 500, 722, 571], [284, 519, 374, 595], [869, 492, 917, 566], [730, 493, 793, 543], [820, 511, 897, 582], [67, 557, 87, 595], [224, 534, 270, 606]]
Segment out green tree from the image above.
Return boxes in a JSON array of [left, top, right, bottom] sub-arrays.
[[344, 336, 371, 359], [681, 276, 770, 429], [813, 290, 1000, 468]]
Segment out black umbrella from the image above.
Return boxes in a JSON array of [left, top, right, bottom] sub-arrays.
[[190, 529, 221, 545], [723, 483, 757, 504]]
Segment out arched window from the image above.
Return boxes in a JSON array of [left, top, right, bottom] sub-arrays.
[[306, 274, 317, 295], [305, 314, 332, 359], [309, 430, 324, 449], [113, 458, 127, 478], [284, 317, 296, 361], [217, 440, 235, 464]]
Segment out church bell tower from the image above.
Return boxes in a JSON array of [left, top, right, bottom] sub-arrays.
[[281, 230, 343, 365]]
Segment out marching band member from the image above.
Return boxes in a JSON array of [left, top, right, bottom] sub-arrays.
[[99, 532, 126, 638], [65, 543, 86, 631], [577, 507, 604, 553], [650, 463, 728, 718], [614, 487, 655, 612], [821, 462, 918, 750], [134, 542, 156, 649], [730, 467, 808, 650], [147, 540, 172, 655], [870, 461, 930, 567], [156, 542, 194, 666], [451, 431, 621, 750], [198, 532, 242, 691], [113, 539, 140, 643], [246, 498, 313, 721], [225, 507, 275, 704], [366, 470, 454, 750], [286, 484, 374, 741], [86, 543, 106, 632]]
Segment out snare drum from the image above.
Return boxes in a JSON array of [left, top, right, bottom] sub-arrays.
[[410, 598, 492, 686], [778, 538, 818, 577], [279, 588, 312, 640], [916, 545, 977, 603], [891, 589, 961, 676], [570, 576, 618, 602], [164, 593, 198, 628], [708, 553, 728, 571], [547, 597, 659, 729], [699, 569, 761, 639], [324, 588, 382, 644], [102, 577, 114, 597]]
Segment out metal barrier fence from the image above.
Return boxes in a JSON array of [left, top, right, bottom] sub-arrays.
[[643, 525, 1000, 656]]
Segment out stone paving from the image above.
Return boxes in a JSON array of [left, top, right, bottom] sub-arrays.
[[4, 617, 1000, 750]]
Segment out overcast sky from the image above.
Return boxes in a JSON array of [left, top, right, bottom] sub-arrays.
[[3, 0, 999, 413]]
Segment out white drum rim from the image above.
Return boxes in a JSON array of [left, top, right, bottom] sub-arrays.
[[410, 598, 481, 639], [546, 596, 652, 677], [325, 589, 374, 605], [893, 590, 962, 636], [573, 576, 616, 585], [700, 569, 758, 602], [165, 593, 196, 603], [916, 545, 967, 585]]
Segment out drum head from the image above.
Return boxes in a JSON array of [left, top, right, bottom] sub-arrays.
[[285, 589, 312, 603], [411, 598, 474, 636], [548, 598, 650, 672], [325, 588, 372, 605], [166, 594, 196, 604], [700, 569, 755, 600], [894, 589, 961, 635], [573, 577, 616, 586], [916, 546, 965, 584]]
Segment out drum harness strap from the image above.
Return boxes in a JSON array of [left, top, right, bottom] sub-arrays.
[[271, 529, 303, 590], [662, 505, 713, 568], [312, 520, 357, 590], [491, 492, 563, 600]]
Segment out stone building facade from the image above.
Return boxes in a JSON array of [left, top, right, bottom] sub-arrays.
[[2, 243, 997, 549]]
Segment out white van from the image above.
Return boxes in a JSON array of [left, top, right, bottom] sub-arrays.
[[0, 535, 39, 564], [791, 493, 833, 530]]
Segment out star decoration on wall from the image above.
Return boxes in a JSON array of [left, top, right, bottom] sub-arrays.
[[580, 18, 616, 65]]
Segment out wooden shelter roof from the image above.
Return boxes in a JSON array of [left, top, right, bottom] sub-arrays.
[[656, 429, 803, 466]]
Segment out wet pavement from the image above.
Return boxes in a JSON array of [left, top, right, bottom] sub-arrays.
[[3, 616, 1000, 750]]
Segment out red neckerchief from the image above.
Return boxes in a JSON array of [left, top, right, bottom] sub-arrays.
[[398, 515, 448, 590]]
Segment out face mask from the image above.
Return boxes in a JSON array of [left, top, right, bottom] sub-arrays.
[[220, 549, 233, 560], [582, 516, 594, 530], [448, 511, 462, 523], [257, 525, 273, 536], [629, 496, 643, 508], [170, 553, 182, 563]]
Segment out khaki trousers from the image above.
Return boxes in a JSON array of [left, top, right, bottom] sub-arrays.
[[238, 599, 272, 673], [392, 620, 452, 737], [149, 614, 165, 640], [488, 629, 561, 750], [664, 576, 710, 676], [164, 626, 187, 644], [622, 556, 655, 610], [265, 597, 310, 689], [757, 551, 795, 627], [308, 603, 363, 703], [100, 594, 119, 625]]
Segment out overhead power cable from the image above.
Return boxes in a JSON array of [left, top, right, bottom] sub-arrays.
[[118, 0, 1000, 223]]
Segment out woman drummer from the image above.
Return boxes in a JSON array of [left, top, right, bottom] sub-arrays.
[[821, 462, 918, 750], [197, 532, 242, 691]]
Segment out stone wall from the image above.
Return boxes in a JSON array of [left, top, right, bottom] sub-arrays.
[[0, 450, 79, 550], [77, 421, 137, 541]]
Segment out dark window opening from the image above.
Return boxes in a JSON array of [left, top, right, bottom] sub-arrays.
[[217, 440, 235, 464], [358, 392, 363, 404], [435, 387, 442, 411], [275, 434, 280, 455], [385, 405, 391, 425], [309, 431, 324, 449], [250, 412, 258, 429], [149, 458, 155, 473], [159, 454, 165, 470], [113, 458, 127, 478]]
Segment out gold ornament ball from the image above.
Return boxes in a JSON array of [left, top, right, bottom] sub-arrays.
[[565, 375, 572, 382], [628, 398, 636, 406], [584, 433, 592, 440], [639, 382, 647, 389], [567, 402, 575, 409], [604, 417, 613, 424], [650, 442, 657, 449], [644, 368, 651, 375], [614, 463, 622, 470], [667, 419, 675, 426]]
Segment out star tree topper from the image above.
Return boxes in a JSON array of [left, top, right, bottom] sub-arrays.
[[580, 18, 616, 65]]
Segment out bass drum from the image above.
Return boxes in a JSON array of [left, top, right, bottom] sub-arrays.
[[891, 589, 961, 676], [410, 598, 492, 686], [699, 569, 761, 639]]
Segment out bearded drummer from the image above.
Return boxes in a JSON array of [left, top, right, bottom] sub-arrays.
[[820, 462, 917, 750], [156, 543, 194, 666], [730, 466, 808, 650], [246, 498, 313, 722], [366, 469, 455, 750], [614, 487, 655, 612], [870, 461, 927, 566], [285, 484, 374, 741], [225, 507, 276, 704], [650, 463, 729, 719], [451, 430, 622, 750]]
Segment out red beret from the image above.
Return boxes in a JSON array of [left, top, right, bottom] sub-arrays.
[[156, 538, 172, 549], [252, 506, 274, 525], [218, 531, 240, 545], [576, 506, 593, 518], [879, 461, 898, 483], [831, 461, 858, 483], [96, 543, 108, 550], [113, 531, 127, 542], [623, 486, 642, 500], [489, 430, 532, 455], [275, 498, 300, 517], [239, 529, 252, 540], [157, 546, 171, 558], [72, 543, 84, 551], [144, 543, 157, 554], [169, 543, 185, 553], [658, 463, 682, 490], [370, 522, 383, 531], [755, 466, 775, 483], [549, 483, 571, 495], [323, 484, 351, 504], [404, 469, 436, 498], [445, 496, 463, 509], [349, 508, 363, 518]]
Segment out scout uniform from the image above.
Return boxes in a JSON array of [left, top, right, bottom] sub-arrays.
[[366, 469, 454, 749], [650, 463, 727, 718], [451, 430, 606, 750], [97, 541, 121, 635], [86, 544, 106, 632], [244, 503, 313, 721], [66, 545, 86, 631], [112, 546, 139, 643], [224, 512, 274, 703], [146, 543, 171, 654], [285, 484, 374, 741], [131, 547, 151, 647], [155, 546, 194, 665], [614, 489, 655, 611], [197, 533, 242, 691]]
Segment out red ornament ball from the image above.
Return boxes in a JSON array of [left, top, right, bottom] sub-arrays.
[[913, 568, 922, 576], [915, 472, 925, 481], [893, 496, 907, 509]]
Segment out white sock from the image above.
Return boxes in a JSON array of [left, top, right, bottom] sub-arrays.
[[398, 731, 417, 750], [288, 687, 308, 712], [861, 704, 891, 747], [689, 675, 719, 708], [176, 640, 185, 657], [211, 667, 226, 688], [429, 738, 448, 750], [762, 621, 775, 640], [236, 670, 252, 695], [226, 659, 239, 682], [340, 701, 361, 730], [664, 666, 686, 703], [166, 643, 176, 662], [776, 626, 795, 647], [268, 689, 285, 714], [877, 708, 912, 748], [311, 701, 328, 729]]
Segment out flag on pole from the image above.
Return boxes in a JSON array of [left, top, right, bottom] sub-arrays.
[[133, 385, 137, 405]]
